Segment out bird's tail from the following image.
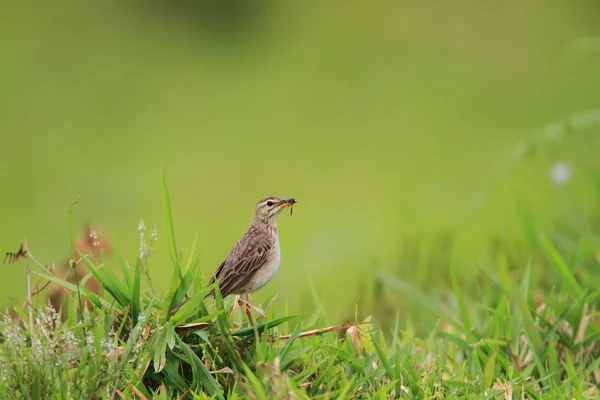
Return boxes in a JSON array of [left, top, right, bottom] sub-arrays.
[[168, 289, 215, 314], [168, 297, 190, 314]]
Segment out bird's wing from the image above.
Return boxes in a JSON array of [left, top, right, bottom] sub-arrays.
[[209, 229, 271, 298]]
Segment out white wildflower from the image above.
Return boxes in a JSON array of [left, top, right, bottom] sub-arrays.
[[100, 337, 110, 352], [31, 338, 43, 362], [2, 314, 26, 357], [139, 218, 147, 259], [139, 235, 147, 259], [550, 162, 572, 186], [138, 218, 146, 232], [38, 304, 60, 329], [150, 225, 158, 241], [89, 225, 100, 247], [101, 330, 116, 353], [86, 331, 96, 357], [0, 358, 7, 383], [133, 339, 143, 355], [61, 328, 80, 360]]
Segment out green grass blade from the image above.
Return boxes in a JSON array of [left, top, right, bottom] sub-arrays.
[[168, 282, 216, 325], [336, 375, 355, 400], [161, 169, 179, 268], [371, 331, 395, 381], [162, 360, 187, 393], [517, 292, 546, 375], [151, 323, 170, 373], [547, 336, 561, 386], [32, 271, 105, 309], [185, 231, 200, 274], [485, 294, 508, 338], [540, 235, 582, 297], [277, 322, 303, 369], [483, 350, 497, 388], [78, 250, 131, 306], [564, 352, 585, 400], [450, 267, 472, 333], [242, 364, 269, 400], [132, 257, 141, 325], [312, 343, 364, 371], [176, 335, 222, 398], [115, 246, 133, 290]]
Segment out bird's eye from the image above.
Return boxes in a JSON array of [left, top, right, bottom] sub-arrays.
[[266, 201, 273, 207]]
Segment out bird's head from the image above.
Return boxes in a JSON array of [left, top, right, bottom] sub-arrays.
[[254, 196, 297, 223]]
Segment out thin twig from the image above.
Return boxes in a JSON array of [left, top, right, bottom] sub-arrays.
[[18, 264, 54, 316], [13, 251, 55, 326], [272, 321, 370, 342], [110, 375, 120, 400], [23, 237, 35, 342], [68, 195, 85, 323]]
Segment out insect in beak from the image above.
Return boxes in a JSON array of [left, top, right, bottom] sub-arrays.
[[286, 198, 296, 215]]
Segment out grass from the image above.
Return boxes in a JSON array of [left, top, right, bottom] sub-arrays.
[[0, 173, 599, 399]]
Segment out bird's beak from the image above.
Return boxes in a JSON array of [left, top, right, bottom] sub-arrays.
[[277, 198, 297, 207]]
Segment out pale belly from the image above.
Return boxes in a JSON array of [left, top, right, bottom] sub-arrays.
[[246, 240, 281, 293]]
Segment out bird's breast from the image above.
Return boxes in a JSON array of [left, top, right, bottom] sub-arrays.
[[246, 235, 280, 292]]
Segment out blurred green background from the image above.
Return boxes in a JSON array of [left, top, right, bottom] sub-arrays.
[[1, 1, 600, 320]]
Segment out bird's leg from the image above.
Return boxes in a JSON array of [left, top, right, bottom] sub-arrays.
[[229, 295, 242, 324], [239, 293, 256, 327]]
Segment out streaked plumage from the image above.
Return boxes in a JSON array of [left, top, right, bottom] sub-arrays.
[[169, 195, 296, 314]]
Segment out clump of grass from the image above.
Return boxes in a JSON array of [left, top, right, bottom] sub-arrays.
[[0, 303, 145, 399], [1, 172, 598, 399]]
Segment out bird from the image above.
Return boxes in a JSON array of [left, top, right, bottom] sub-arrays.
[[169, 195, 297, 315]]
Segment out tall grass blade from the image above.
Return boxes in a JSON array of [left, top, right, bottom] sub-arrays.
[[540, 235, 583, 297], [78, 250, 131, 306], [517, 292, 546, 375], [161, 170, 179, 269], [372, 331, 395, 381], [33, 271, 105, 309], [115, 246, 133, 290], [483, 350, 497, 388], [450, 267, 472, 333], [132, 257, 141, 325]]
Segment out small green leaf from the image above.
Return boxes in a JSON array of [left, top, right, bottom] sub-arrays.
[[483, 350, 497, 388], [152, 324, 169, 373]]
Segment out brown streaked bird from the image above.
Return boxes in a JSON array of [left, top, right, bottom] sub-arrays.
[[169, 196, 297, 314]]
